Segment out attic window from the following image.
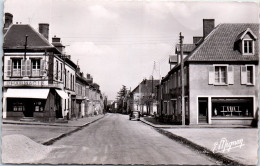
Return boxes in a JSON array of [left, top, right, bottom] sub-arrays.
[[243, 39, 254, 55], [237, 28, 257, 55]]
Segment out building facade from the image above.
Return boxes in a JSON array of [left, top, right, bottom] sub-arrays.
[[131, 79, 159, 116], [2, 13, 70, 121], [159, 19, 258, 125]]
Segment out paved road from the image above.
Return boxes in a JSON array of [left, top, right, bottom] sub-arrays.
[[40, 113, 219, 165]]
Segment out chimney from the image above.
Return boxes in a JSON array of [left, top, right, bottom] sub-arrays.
[[193, 36, 203, 44], [39, 23, 49, 40], [3, 13, 13, 34], [4, 13, 13, 29], [87, 74, 91, 79], [52, 36, 61, 43], [203, 19, 215, 38], [76, 67, 80, 74], [52, 36, 65, 53]]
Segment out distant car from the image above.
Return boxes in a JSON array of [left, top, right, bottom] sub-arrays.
[[129, 111, 140, 121]]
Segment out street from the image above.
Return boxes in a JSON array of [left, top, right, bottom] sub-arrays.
[[39, 113, 219, 165]]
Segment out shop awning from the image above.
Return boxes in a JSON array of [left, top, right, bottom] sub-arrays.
[[5, 88, 50, 99], [55, 89, 69, 99]]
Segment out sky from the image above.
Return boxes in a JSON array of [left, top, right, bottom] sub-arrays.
[[4, 0, 259, 100]]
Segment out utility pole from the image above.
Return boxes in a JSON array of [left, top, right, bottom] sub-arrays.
[[180, 32, 185, 126]]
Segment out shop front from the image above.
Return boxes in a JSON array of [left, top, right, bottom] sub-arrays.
[[211, 97, 254, 125], [5, 88, 50, 121], [4, 88, 68, 122], [197, 96, 255, 125]]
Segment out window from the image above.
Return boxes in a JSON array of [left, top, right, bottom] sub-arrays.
[[212, 97, 253, 117], [243, 40, 253, 54], [31, 59, 41, 76], [13, 102, 25, 112], [12, 59, 21, 77], [214, 66, 227, 84], [60, 63, 63, 81], [241, 65, 255, 85], [34, 101, 44, 112], [247, 66, 253, 84], [64, 68, 67, 88], [56, 60, 59, 80]]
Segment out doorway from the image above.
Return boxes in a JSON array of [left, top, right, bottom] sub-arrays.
[[198, 98, 208, 123]]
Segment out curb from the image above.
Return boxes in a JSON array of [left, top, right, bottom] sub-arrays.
[[141, 119, 245, 166], [42, 115, 105, 146], [2, 116, 105, 128], [140, 118, 252, 129]]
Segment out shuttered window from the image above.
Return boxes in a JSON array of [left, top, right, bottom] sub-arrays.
[[12, 59, 21, 77], [32, 59, 41, 76], [241, 65, 255, 85], [209, 65, 232, 85]]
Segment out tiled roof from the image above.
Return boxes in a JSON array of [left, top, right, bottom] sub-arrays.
[[52, 42, 65, 47], [175, 44, 196, 53], [187, 24, 259, 62], [132, 79, 160, 94], [4, 24, 53, 48]]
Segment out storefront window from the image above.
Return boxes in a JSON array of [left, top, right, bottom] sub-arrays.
[[212, 98, 253, 117], [34, 101, 44, 112], [13, 102, 25, 112]]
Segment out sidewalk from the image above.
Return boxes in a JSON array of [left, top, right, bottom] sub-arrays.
[[2, 114, 105, 145], [142, 116, 252, 128], [141, 117, 258, 165]]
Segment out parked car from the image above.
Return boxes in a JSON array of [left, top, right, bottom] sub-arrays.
[[129, 111, 141, 121]]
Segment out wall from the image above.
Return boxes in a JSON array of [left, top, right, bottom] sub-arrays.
[[189, 63, 258, 124]]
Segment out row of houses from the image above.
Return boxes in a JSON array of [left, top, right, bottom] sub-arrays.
[[2, 13, 104, 122], [156, 19, 258, 125]]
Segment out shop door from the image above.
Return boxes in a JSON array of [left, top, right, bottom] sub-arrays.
[[24, 100, 34, 117], [198, 98, 208, 123]]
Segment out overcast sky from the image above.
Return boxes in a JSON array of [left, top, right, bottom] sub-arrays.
[[4, 0, 259, 100]]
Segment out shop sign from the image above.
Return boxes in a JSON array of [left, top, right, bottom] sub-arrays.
[[4, 80, 48, 87]]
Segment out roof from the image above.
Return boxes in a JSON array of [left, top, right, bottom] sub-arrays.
[[4, 24, 53, 49], [132, 79, 160, 94], [175, 44, 196, 53], [187, 23, 259, 62], [169, 55, 178, 63], [52, 42, 65, 47]]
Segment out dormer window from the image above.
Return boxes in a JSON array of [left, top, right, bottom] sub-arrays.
[[236, 28, 257, 55], [243, 39, 254, 55]]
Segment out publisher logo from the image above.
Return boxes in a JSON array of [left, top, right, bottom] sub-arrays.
[[212, 138, 244, 153]]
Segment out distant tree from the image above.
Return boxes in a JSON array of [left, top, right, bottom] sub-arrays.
[[116, 85, 127, 113]]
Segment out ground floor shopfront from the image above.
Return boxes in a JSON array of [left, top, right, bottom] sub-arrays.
[[3, 88, 69, 122], [195, 96, 256, 125], [158, 95, 257, 126]]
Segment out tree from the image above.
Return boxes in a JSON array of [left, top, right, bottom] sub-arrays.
[[116, 85, 127, 113]]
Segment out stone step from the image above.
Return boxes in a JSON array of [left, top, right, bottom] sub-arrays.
[[55, 118, 68, 123], [20, 117, 36, 122]]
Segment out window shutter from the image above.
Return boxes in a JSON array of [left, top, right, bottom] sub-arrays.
[[227, 66, 234, 85], [21, 60, 26, 76], [40, 60, 45, 76], [241, 66, 247, 85], [7, 60, 11, 76], [26, 59, 31, 76], [252, 65, 255, 85], [208, 66, 215, 85]]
